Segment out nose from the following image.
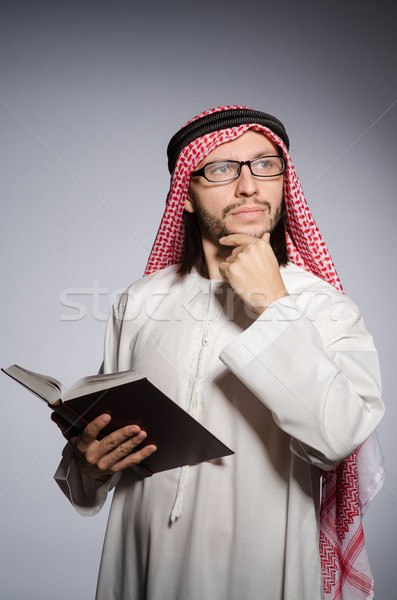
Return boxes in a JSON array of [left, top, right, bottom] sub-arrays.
[[235, 163, 259, 197]]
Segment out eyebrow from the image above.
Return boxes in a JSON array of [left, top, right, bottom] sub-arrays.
[[251, 151, 278, 159], [210, 151, 279, 162]]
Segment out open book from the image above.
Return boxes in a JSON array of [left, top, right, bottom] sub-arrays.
[[2, 365, 234, 475]]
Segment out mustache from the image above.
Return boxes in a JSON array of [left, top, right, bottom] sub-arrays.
[[222, 199, 271, 219]]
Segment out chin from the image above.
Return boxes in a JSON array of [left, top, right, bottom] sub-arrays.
[[231, 226, 269, 238]]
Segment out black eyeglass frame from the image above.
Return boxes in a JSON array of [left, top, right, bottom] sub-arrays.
[[190, 155, 287, 183]]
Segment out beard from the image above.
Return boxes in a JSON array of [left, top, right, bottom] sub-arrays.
[[195, 199, 283, 242]]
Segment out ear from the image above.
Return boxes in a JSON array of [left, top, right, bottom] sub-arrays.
[[184, 192, 196, 214]]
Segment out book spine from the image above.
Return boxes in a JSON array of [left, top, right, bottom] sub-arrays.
[[52, 404, 88, 433]]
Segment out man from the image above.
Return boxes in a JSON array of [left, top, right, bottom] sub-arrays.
[[54, 106, 384, 600]]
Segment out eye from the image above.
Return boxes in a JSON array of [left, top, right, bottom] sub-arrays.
[[207, 162, 234, 176], [254, 158, 275, 172], [204, 161, 239, 181], [252, 157, 283, 176]]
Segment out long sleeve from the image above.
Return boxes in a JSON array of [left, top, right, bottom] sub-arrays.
[[54, 444, 121, 516], [53, 301, 125, 513], [219, 294, 384, 469]]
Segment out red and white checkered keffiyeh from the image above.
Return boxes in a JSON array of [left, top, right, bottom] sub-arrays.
[[145, 106, 384, 599]]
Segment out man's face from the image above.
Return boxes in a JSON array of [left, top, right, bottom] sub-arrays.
[[185, 130, 284, 243]]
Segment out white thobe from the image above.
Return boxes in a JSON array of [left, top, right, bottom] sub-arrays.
[[55, 263, 384, 600]]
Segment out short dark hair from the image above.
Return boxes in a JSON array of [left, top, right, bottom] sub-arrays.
[[178, 203, 289, 278]]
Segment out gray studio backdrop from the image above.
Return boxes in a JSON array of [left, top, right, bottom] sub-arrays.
[[1, 1, 396, 598]]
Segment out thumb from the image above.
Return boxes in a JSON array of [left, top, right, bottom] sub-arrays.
[[261, 231, 271, 242]]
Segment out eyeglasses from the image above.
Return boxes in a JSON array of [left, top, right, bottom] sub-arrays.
[[191, 155, 286, 183]]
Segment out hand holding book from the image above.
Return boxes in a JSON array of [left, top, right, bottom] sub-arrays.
[[51, 412, 157, 482], [3, 364, 234, 476]]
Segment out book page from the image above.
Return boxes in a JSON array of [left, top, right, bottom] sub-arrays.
[[2, 365, 65, 405], [63, 369, 146, 401]]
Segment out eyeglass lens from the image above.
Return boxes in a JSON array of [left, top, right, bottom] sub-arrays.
[[204, 157, 284, 182]]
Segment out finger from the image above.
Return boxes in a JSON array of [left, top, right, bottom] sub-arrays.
[[96, 430, 157, 471], [77, 414, 113, 450], [261, 231, 271, 242], [84, 423, 143, 463], [219, 233, 259, 247], [95, 429, 146, 468], [218, 262, 229, 280], [104, 443, 158, 473], [226, 246, 245, 263], [100, 425, 146, 455]]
